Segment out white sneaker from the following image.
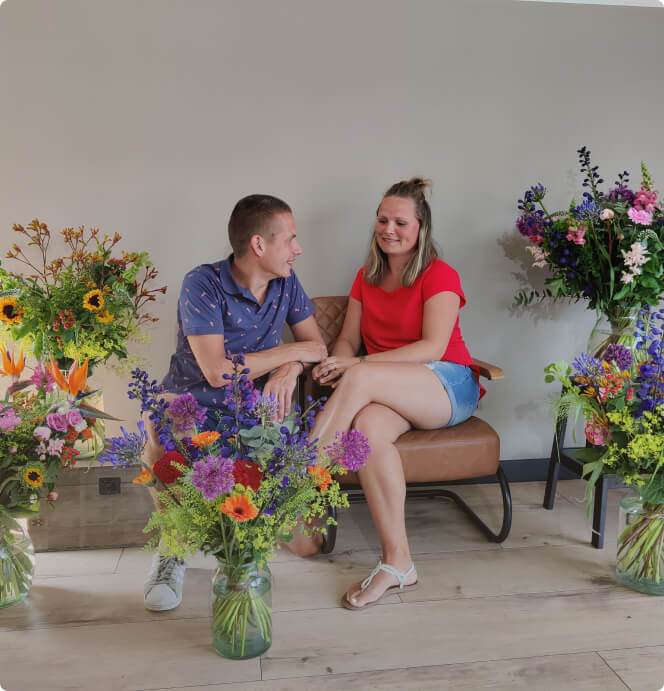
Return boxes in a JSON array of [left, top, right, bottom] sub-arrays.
[[144, 553, 186, 611]]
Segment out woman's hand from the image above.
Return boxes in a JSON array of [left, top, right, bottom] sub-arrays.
[[312, 356, 361, 387]]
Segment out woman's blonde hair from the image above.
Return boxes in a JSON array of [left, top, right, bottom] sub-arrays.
[[364, 177, 438, 287]]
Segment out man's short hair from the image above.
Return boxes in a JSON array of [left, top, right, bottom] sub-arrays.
[[228, 194, 292, 257]]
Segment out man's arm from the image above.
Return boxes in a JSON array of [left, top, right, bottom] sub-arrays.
[[187, 331, 326, 389], [263, 315, 327, 420]]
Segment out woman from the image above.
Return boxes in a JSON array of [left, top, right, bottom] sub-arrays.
[[311, 177, 482, 610]]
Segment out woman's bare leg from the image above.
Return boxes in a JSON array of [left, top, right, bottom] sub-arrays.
[[310, 363, 453, 606]]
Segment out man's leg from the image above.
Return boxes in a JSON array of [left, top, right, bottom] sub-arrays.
[[142, 393, 187, 612]]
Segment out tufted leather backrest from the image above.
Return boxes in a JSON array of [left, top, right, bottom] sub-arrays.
[[312, 296, 348, 350]]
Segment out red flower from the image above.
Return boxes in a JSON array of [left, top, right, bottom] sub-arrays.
[[232, 459, 263, 491], [152, 450, 186, 485]]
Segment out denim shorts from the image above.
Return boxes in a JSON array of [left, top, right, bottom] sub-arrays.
[[424, 361, 480, 427]]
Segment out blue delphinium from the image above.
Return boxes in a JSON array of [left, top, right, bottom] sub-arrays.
[[634, 307, 664, 416]]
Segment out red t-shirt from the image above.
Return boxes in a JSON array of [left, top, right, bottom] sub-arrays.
[[350, 259, 484, 396]]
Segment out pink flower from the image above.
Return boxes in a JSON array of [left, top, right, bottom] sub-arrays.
[[628, 207, 653, 225], [66, 408, 86, 432], [0, 409, 22, 433], [47, 491, 59, 502], [34, 426, 52, 442], [47, 438, 65, 456], [566, 225, 587, 245], [525, 245, 549, 268], [585, 422, 610, 446], [633, 187, 660, 213], [31, 363, 56, 392], [599, 208, 614, 221], [46, 412, 68, 433]]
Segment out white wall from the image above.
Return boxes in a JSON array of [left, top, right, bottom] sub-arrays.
[[1, 0, 663, 461]]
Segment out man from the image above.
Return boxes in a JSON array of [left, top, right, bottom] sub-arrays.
[[143, 194, 327, 611]]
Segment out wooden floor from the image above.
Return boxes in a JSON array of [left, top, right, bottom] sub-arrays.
[[2, 480, 663, 691]]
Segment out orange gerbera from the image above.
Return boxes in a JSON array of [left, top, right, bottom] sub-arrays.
[[132, 468, 153, 485], [0, 344, 25, 378], [220, 494, 259, 522], [47, 355, 89, 397], [191, 430, 221, 448], [307, 465, 332, 491]]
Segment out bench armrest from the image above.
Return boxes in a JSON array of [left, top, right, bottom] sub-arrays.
[[473, 358, 504, 381]]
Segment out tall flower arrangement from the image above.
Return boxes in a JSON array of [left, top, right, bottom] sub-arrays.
[[0, 345, 114, 607], [0, 219, 166, 372], [99, 356, 369, 656], [546, 307, 664, 590], [515, 147, 664, 326]]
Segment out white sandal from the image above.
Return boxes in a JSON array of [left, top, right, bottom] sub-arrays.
[[343, 560, 418, 610]]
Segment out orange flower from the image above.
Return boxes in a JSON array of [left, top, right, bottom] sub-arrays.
[[307, 465, 332, 491], [47, 356, 89, 397], [132, 469, 153, 485], [0, 344, 25, 377], [191, 430, 221, 448], [220, 494, 259, 522]]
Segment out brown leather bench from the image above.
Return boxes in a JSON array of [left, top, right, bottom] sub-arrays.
[[303, 295, 512, 553]]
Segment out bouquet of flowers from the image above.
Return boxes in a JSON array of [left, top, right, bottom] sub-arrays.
[[546, 306, 664, 591], [0, 345, 113, 607], [0, 219, 167, 373], [515, 147, 664, 329], [99, 356, 369, 658]]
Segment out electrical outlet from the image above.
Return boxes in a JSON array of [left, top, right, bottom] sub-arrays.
[[99, 477, 121, 495]]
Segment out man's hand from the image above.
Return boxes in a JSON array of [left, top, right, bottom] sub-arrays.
[[264, 361, 303, 422], [294, 340, 328, 363]]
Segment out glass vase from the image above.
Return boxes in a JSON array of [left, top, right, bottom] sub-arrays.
[[0, 507, 36, 609], [211, 559, 272, 659], [587, 309, 637, 360], [616, 493, 664, 595]]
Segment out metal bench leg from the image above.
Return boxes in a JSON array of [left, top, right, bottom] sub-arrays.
[[434, 467, 513, 543], [591, 474, 608, 549]]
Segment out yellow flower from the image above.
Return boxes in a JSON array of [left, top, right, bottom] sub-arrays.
[[96, 310, 114, 324], [83, 289, 104, 312], [0, 297, 24, 325], [23, 467, 44, 488]]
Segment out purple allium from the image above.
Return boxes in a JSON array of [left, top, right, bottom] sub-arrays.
[[253, 393, 280, 421], [31, 363, 56, 392], [191, 454, 235, 501], [169, 393, 207, 434], [325, 430, 370, 472], [603, 344, 633, 371]]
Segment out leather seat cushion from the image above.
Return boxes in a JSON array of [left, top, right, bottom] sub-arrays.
[[338, 416, 500, 486]]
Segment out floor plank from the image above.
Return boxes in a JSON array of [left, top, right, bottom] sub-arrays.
[[260, 589, 664, 680], [145, 652, 630, 690], [599, 645, 664, 691], [0, 618, 260, 691]]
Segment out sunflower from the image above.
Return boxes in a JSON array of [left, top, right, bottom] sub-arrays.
[[220, 494, 259, 522], [22, 466, 44, 488], [82, 289, 104, 312], [96, 310, 114, 324], [0, 297, 24, 325], [191, 430, 221, 448], [307, 465, 332, 491]]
